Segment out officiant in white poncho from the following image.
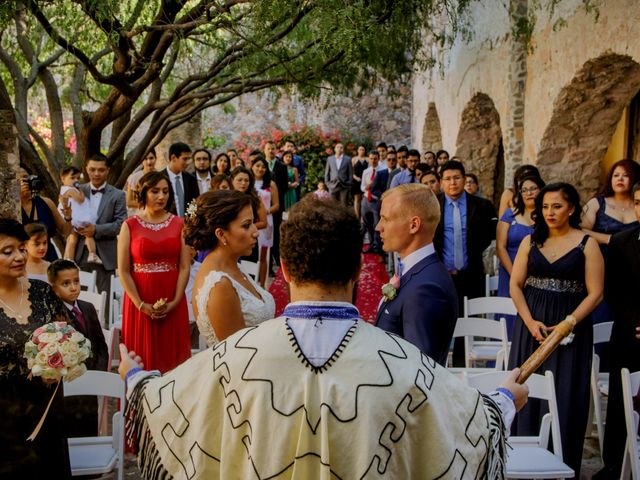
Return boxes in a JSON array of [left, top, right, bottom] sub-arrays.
[[119, 195, 528, 479]]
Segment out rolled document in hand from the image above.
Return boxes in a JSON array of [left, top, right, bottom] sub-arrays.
[[517, 315, 576, 384]]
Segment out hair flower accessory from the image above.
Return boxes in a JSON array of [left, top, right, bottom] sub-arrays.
[[185, 199, 198, 220], [381, 274, 401, 302]]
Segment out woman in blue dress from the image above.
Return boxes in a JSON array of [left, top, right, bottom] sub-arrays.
[[496, 175, 544, 337], [508, 183, 604, 477]]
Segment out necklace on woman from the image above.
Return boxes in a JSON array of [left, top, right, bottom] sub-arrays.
[[0, 279, 26, 321]]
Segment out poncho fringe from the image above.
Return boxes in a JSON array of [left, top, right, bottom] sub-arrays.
[[125, 376, 172, 480], [481, 394, 507, 479]]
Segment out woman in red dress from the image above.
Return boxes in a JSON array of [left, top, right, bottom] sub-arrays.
[[118, 171, 191, 372]]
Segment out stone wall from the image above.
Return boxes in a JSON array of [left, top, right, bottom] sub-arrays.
[[197, 83, 413, 152], [412, 0, 640, 200], [421, 102, 443, 153], [455, 93, 503, 203]]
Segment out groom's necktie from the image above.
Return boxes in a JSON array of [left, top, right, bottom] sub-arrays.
[[452, 201, 464, 270], [396, 260, 404, 277]]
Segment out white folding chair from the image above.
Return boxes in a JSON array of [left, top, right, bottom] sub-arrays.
[[108, 274, 123, 331], [78, 290, 107, 326], [465, 370, 574, 479], [621, 368, 640, 479], [79, 270, 98, 293], [451, 317, 509, 370], [590, 321, 613, 456], [485, 274, 499, 297], [240, 260, 259, 281], [461, 296, 517, 367], [63, 371, 125, 480]]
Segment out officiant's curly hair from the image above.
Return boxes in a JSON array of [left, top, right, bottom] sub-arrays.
[[280, 197, 362, 286]]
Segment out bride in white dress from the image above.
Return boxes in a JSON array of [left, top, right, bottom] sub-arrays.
[[184, 190, 275, 346]]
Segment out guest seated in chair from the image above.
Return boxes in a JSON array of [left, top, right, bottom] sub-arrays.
[[49, 259, 108, 437]]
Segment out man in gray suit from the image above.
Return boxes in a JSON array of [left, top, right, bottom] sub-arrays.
[[324, 142, 352, 206], [74, 153, 127, 294]]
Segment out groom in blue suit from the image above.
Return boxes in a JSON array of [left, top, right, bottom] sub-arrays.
[[375, 184, 458, 366]]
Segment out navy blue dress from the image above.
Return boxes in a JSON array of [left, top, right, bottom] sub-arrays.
[[508, 235, 592, 476], [591, 196, 639, 370], [497, 208, 533, 338]]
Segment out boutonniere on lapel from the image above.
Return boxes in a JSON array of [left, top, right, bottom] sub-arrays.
[[381, 274, 401, 302]]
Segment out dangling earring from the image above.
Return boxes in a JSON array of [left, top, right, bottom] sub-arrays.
[[223, 239, 228, 246]]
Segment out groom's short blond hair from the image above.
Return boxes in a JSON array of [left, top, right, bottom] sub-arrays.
[[382, 184, 440, 231]]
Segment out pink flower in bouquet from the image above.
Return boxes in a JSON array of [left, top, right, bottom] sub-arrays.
[[47, 352, 64, 369], [32, 327, 45, 340], [390, 274, 401, 289]]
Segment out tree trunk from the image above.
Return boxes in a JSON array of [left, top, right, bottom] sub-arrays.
[[0, 81, 20, 220]]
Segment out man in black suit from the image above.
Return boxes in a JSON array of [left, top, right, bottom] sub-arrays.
[[433, 160, 497, 365], [48, 259, 108, 437], [165, 142, 199, 217], [264, 141, 288, 266], [594, 182, 640, 479]]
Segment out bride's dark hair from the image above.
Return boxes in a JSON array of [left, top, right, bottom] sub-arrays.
[[183, 190, 251, 251]]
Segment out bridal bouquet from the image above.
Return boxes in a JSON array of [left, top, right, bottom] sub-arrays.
[[23, 321, 92, 441], [24, 321, 91, 383]]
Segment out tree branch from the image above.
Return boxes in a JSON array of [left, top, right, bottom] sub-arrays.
[[26, 0, 133, 92]]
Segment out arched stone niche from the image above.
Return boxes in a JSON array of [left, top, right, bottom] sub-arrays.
[[455, 93, 504, 204], [422, 102, 443, 153], [537, 53, 640, 201]]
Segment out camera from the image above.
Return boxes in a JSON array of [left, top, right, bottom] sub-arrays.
[[25, 175, 44, 194]]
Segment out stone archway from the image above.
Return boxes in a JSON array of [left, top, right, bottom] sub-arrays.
[[537, 53, 640, 200], [455, 93, 503, 203], [422, 102, 443, 153]]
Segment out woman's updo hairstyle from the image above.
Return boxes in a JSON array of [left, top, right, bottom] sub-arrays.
[[135, 171, 174, 210], [183, 190, 252, 251]]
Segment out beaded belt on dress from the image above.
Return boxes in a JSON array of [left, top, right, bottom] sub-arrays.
[[525, 276, 584, 293], [133, 262, 177, 273]]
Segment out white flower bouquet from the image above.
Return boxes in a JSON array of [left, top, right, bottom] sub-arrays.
[[24, 321, 91, 383]]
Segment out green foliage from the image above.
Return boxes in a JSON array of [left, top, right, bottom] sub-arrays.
[[234, 124, 371, 195], [202, 133, 226, 150]]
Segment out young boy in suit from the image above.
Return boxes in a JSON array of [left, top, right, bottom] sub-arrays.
[[48, 259, 109, 436]]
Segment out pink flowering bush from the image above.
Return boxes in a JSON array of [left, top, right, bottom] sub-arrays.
[[235, 125, 370, 195], [29, 116, 77, 160]]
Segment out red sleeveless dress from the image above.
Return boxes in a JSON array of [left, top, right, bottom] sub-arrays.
[[122, 215, 190, 373]]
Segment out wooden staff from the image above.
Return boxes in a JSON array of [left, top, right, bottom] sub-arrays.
[[517, 315, 577, 384]]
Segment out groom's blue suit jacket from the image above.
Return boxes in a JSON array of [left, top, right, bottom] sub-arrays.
[[376, 253, 458, 366]]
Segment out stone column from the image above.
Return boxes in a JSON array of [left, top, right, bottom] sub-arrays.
[[0, 90, 20, 220], [504, 0, 529, 188]]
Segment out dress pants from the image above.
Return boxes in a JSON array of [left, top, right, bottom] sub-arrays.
[[331, 188, 350, 207], [361, 197, 380, 250]]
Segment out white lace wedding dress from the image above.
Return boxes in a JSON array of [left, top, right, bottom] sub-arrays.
[[195, 270, 276, 346]]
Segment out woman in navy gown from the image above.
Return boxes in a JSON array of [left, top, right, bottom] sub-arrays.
[[508, 183, 604, 477], [582, 159, 640, 368]]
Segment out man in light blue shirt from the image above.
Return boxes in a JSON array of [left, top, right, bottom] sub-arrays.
[[389, 149, 420, 188]]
